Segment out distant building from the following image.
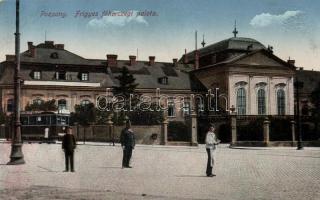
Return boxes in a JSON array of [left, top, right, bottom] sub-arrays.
[[296, 69, 320, 116]]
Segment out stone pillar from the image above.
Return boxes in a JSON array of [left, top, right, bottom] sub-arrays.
[[161, 117, 168, 145], [291, 120, 296, 142], [230, 113, 237, 146], [190, 112, 198, 146], [263, 117, 270, 145], [106, 114, 114, 145]]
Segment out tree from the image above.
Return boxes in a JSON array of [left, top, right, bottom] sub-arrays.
[[25, 99, 57, 111], [95, 108, 111, 125], [70, 103, 96, 126], [113, 66, 138, 98], [112, 66, 139, 120]]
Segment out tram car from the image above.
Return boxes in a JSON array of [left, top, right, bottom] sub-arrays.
[[20, 111, 70, 141]]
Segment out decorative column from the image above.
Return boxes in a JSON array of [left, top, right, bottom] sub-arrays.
[[263, 117, 270, 145], [190, 112, 198, 146], [161, 117, 168, 145]]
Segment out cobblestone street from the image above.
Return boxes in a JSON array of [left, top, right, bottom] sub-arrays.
[[0, 142, 319, 200]]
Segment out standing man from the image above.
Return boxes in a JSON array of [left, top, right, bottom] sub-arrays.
[[205, 124, 220, 177], [62, 126, 76, 172], [120, 120, 135, 168]]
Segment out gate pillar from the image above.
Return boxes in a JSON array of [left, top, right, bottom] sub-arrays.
[[190, 112, 198, 146], [230, 112, 237, 146]]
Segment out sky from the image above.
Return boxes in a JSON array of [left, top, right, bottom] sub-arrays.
[[0, 0, 319, 70]]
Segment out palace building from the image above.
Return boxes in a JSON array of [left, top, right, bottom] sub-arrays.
[[0, 40, 193, 122], [0, 36, 299, 119], [183, 37, 296, 116]]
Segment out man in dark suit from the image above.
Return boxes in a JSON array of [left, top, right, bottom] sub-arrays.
[[62, 126, 77, 172], [120, 120, 135, 168]]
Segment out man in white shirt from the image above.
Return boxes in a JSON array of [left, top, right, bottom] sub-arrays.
[[205, 124, 220, 177]]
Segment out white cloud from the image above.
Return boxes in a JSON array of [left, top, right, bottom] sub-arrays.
[[88, 10, 148, 28], [250, 10, 303, 28]]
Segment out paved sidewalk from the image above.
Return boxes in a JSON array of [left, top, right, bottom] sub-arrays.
[[0, 143, 319, 199]]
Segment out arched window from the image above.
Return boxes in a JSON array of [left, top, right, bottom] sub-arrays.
[[257, 89, 266, 115], [58, 99, 67, 110], [80, 99, 91, 106], [277, 89, 285, 115], [168, 99, 175, 117], [33, 98, 43, 105], [237, 88, 246, 115], [7, 99, 14, 112]]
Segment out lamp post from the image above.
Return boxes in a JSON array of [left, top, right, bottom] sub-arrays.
[[8, 0, 25, 165], [294, 77, 304, 150]]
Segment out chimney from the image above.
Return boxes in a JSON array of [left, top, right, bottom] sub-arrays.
[[27, 41, 36, 57], [183, 49, 188, 64], [173, 58, 178, 67], [149, 56, 155, 66], [107, 54, 118, 67], [6, 55, 15, 61], [129, 55, 136, 66], [287, 59, 295, 66], [27, 42, 33, 50], [54, 44, 65, 49], [194, 50, 199, 69]]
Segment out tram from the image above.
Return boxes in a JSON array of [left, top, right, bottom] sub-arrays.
[[20, 111, 70, 141]]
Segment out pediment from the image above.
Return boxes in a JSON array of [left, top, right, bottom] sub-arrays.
[[233, 51, 290, 68]]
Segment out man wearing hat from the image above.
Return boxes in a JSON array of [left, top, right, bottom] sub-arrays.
[[62, 126, 77, 172], [205, 124, 220, 177], [120, 120, 135, 168]]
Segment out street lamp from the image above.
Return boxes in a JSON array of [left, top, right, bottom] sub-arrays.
[[7, 0, 25, 165], [294, 77, 304, 150]]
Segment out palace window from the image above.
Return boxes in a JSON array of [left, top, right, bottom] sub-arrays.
[[33, 71, 41, 80], [58, 99, 67, 110], [80, 99, 91, 106], [183, 102, 191, 116], [257, 89, 266, 115], [7, 99, 14, 112], [50, 52, 59, 59], [158, 77, 168, 85], [80, 72, 89, 81], [277, 89, 286, 115], [33, 98, 44, 105], [168, 100, 175, 117], [237, 88, 246, 115]]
